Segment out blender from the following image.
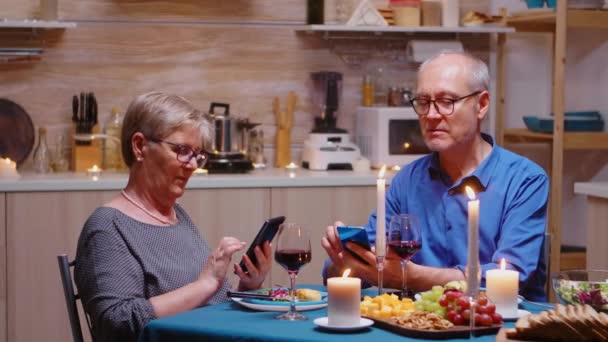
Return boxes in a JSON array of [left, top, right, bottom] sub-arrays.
[[301, 71, 361, 170]]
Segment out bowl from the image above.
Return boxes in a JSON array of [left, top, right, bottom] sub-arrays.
[[552, 270, 608, 313]]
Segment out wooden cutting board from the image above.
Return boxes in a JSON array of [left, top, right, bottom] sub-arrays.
[[0, 98, 35, 166]]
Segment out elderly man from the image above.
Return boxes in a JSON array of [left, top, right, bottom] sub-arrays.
[[322, 51, 548, 301]]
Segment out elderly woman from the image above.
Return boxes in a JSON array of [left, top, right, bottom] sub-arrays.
[[74, 92, 272, 342]]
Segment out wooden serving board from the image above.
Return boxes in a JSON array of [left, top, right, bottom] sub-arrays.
[[365, 316, 502, 340]]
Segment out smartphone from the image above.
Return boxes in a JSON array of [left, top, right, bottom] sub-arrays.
[[337, 225, 372, 256], [239, 216, 286, 273]]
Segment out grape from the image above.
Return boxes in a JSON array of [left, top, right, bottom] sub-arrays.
[[438, 295, 449, 307], [491, 312, 503, 324], [477, 305, 489, 314], [486, 303, 496, 314], [447, 310, 457, 322], [428, 302, 442, 313], [477, 296, 488, 306], [479, 313, 493, 327], [456, 296, 470, 309], [445, 291, 458, 301], [462, 309, 471, 322], [432, 285, 444, 294], [452, 313, 465, 325]]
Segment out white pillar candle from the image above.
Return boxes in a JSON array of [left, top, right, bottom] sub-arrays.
[[465, 186, 480, 298], [0, 158, 20, 179], [327, 269, 361, 326], [486, 258, 519, 318], [376, 165, 387, 257]]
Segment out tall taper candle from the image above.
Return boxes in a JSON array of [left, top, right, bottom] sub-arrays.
[[465, 186, 480, 298], [376, 165, 387, 257]]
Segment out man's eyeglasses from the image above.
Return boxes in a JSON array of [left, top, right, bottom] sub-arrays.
[[148, 139, 208, 168], [410, 91, 482, 116]]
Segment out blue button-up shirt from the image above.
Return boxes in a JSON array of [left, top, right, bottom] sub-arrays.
[[365, 134, 549, 301]]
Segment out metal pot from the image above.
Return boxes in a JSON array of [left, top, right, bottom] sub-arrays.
[[208, 102, 241, 155]]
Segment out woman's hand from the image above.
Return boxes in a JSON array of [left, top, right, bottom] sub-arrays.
[[234, 241, 272, 291], [200, 237, 246, 285]]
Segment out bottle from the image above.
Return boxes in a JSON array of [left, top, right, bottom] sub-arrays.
[[33, 127, 51, 173], [362, 75, 374, 107], [51, 133, 70, 172], [307, 0, 324, 24], [103, 106, 125, 171]]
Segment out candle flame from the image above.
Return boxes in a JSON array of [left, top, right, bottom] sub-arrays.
[[92, 165, 99, 171], [285, 162, 298, 169], [500, 258, 506, 270], [342, 269, 351, 278], [465, 186, 476, 200], [378, 165, 386, 179]]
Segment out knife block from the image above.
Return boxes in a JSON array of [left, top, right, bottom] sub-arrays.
[[71, 124, 102, 172]]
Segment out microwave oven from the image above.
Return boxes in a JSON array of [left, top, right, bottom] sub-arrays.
[[355, 106, 431, 168]]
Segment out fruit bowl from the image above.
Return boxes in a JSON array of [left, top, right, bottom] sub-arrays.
[[552, 270, 608, 313]]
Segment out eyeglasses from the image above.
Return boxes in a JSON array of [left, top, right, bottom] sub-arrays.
[[148, 139, 208, 168], [410, 91, 482, 116]]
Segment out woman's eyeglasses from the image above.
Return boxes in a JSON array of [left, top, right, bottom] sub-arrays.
[[148, 139, 208, 168], [410, 91, 482, 116]]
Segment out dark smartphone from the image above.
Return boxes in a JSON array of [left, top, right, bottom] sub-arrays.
[[337, 226, 372, 263], [239, 216, 286, 273]]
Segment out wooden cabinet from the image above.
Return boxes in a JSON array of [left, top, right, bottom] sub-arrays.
[[2, 185, 373, 342], [269, 186, 376, 286], [496, 4, 608, 285]]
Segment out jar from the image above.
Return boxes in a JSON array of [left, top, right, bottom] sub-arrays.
[[390, 0, 421, 27], [362, 75, 374, 107]]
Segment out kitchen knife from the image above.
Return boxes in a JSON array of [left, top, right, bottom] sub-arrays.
[[91, 92, 98, 126], [79, 92, 85, 132], [72, 95, 79, 123]]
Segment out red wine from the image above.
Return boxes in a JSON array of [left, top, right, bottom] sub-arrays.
[[388, 240, 421, 260], [275, 249, 311, 272]]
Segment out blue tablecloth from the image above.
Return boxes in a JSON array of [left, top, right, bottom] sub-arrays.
[[141, 286, 548, 342]]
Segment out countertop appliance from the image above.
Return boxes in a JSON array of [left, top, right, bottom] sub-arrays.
[[205, 102, 253, 174], [302, 71, 361, 170], [355, 106, 430, 168]]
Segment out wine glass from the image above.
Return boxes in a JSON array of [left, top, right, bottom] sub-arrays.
[[388, 214, 421, 299], [274, 223, 312, 321]]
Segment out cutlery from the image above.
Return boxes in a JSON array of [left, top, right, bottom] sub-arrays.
[[227, 291, 273, 300]]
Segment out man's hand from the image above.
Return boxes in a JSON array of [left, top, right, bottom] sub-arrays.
[[321, 221, 346, 273]]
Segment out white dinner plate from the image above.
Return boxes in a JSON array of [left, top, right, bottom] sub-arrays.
[[231, 297, 328, 312], [502, 309, 531, 321], [313, 317, 374, 331]]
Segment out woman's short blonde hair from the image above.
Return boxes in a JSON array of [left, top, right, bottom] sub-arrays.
[[121, 92, 212, 167]]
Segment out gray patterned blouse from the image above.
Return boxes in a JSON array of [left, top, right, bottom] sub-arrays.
[[74, 204, 231, 342]]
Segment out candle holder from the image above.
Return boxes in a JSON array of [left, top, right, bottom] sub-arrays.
[[376, 256, 385, 296], [86, 165, 102, 181], [0, 158, 20, 179]]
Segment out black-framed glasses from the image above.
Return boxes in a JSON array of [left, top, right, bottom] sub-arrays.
[[410, 91, 482, 116], [148, 139, 208, 168]]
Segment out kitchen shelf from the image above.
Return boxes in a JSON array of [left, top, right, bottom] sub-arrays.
[[504, 129, 608, 150], [506, 9, 608, 32], [496, 3, 608, 293], [0, 19, 77, 29], [297, 24, 515, 35]]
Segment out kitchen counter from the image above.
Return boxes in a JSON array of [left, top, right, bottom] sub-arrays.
[[574, 181, 608, 270], [0, 168, 394, 192], [574, 181, 608, 199]]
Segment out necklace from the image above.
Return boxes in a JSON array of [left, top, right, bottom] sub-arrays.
[[121, 190, 176, 225]]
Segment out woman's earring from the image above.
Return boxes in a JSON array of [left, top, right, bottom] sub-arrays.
[[137, 157, 143, 162]]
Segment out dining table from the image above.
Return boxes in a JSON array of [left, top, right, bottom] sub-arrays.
[[140, 285, 548, 342]]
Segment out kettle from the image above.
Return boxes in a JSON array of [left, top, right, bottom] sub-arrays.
[[208, 102, 241, 155]]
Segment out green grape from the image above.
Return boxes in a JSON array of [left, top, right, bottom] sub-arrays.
[[432, 285, 444, 294], [428, 302, 442, 313], [421, 291, 434, 301]]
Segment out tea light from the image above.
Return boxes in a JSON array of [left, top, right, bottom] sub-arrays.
[[87, 164, 102, 181], [193, 168, 208, 175], [285, 162, 299, 178], [327, 269, 361, 326], [0, 157, 20, 179], [486, 258, 519, 318]]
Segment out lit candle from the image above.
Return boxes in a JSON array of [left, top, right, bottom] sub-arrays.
[[327, 269, 361, 326], [376, 165, 387, 258], [193, 168, 208, 175], [465, 186, 480, 298], [0, 157, 20, 179], [86, 164, 102, 181], [486, 258, 519, 318], [285, 162, 298, 178]]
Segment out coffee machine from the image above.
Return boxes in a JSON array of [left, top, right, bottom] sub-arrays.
[[301, 71, 361, 170], [205, 102, 254, 174]]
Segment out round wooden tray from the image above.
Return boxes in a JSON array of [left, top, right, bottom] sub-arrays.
[[0, 98, 35, 166]]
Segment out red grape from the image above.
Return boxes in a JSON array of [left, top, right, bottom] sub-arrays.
[[477, 305, 489, 314], [456, 297, 470, 309], [462, 309, 471, 322], [486, 303, 496, 314], [474, 313, 482, 325], [477, 296, 488, 306], [452, 314, 465, 325], [438, 295, 449, 307], [491, 312, 503, 324], [445, 291, 458, 301], [447, 310, 457, 322], [479, 313, 493, 327]]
